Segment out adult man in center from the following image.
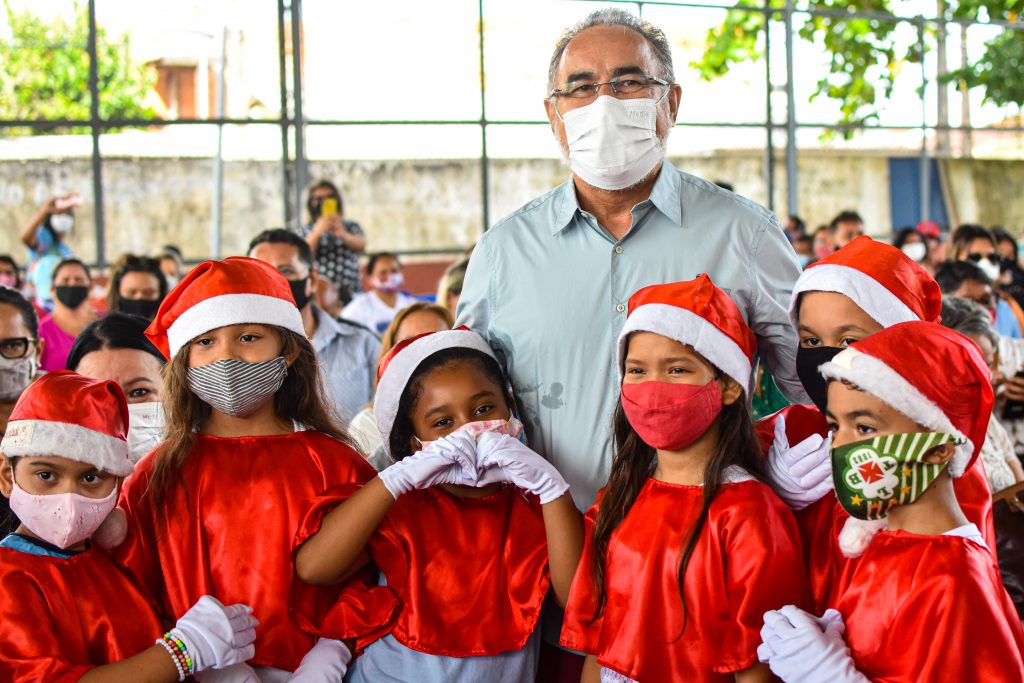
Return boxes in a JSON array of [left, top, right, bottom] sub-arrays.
[[458, 8, 805, 512]]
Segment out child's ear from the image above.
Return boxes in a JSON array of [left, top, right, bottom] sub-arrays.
[[923, 442, 956, 465], [0, 457, 14, 498], [718, 376, 744, 406]]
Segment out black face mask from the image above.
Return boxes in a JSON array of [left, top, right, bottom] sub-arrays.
[[54, 285, 89, 309], [289, 277, 312, 311], [796, 346, 845, 413], [119, 297, 161, 320]]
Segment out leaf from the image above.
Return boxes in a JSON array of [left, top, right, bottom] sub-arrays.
[[0, 1, 156, 137]]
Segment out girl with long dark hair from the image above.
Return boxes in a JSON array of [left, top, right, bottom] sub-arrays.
[[561, 276, 808, 683], [111, 258, 390, 680]]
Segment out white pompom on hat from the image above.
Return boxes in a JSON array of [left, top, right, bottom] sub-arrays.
[[1, 371, 133, 477], [374, 328, 498, 457], [617, 274, 757, 393]]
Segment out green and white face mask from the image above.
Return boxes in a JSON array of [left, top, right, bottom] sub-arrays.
[[830, 431, 965, 521]]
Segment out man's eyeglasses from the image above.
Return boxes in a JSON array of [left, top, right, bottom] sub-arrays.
[[549, 74, 669, 101], [0, 337, 35, 360]]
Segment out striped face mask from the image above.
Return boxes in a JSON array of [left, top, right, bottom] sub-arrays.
[[831, 431, 963, 520], [187, 356, 288, 417]]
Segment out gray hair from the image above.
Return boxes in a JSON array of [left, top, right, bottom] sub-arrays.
[[940, 296, 998, 346], [547, 8, 675, 95]]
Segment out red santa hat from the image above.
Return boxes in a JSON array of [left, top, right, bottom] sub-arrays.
[[617, 274, 757, 393], [820, 321, 992, 479], [145, 257, 305, 359], [1, 371, 132, 476], [790, 235, 942, 328], [375, 328, 498, 457]]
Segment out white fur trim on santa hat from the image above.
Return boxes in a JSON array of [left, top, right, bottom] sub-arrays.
[[820, 348, 973, 477], [166, 292, 306, 358], [617, 304, 753, 392], [375, 330, 498, 457], [790, 264, 919, 329], [1, 419, 133, 477]]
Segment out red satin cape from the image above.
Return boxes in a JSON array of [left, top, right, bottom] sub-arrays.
[[113, 431, 392, 671], [756, 404, 997, 610], [560, 477, 810, 682], [834, 531, 1024, 682], [298, 483, 549, 657], [0, 544, 163, 682]]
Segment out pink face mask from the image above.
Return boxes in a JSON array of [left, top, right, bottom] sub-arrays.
[[376, 272, 404, 294], [8, 478, 118, 549], [0, 274, 17, 288], [416, 415, 525, 448], [620, 380, 723, 451]]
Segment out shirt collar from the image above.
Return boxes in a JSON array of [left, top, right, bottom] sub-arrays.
[[310, 305, 346, 351], [648, 160, 682, 225], [552, 160, 681, 236]]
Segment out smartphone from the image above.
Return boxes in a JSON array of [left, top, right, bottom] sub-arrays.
[[1004, 370, 1024, 421], [54, 194, 83, 210], [321, 198, 338, 216]]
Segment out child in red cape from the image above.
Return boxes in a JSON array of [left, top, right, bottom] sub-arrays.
[[112, 258, 392, 681], [762, 235, 994, 609], [759, 322, 1024, 682], [294, 328, 583, 682], [561, 276, 809, 682], [0, 371, 256, 682]]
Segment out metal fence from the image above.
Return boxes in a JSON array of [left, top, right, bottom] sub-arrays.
[[2, 0, 1021, 265]]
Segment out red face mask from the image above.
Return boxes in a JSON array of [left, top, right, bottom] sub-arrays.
[[620, 380, 723, 451]]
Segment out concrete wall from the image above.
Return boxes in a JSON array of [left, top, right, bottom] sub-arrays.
[[0, 153, 1018, 267]]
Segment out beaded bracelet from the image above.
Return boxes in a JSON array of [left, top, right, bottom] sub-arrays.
[[155, 637, 186, 682], [161, 633, 195, 676]]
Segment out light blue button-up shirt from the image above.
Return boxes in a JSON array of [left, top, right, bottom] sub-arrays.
[[457, 162, 805, 508], [310, 305, 381, 423]]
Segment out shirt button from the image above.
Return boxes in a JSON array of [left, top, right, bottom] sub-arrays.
[[614, 246, 624, 254], [615, 303, 625, 313]]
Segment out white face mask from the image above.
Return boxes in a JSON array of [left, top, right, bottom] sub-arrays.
[[901, 242, 927, 263], [561, 95, 665, 191], [0, 355, 35, 403], [976, 257, 1001, 282], [127, 401, 165, 463], [49, 213, 74, 235]]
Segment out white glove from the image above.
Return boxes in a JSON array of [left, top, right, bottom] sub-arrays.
[[170, 596, 258, 672], [757, 605, 869, 683], [378, 429, 478, 498], [767, 412, 834, 510], [475, 431, 570, 504], [196, 663, 260, 682], [287, 639, 352, 682]]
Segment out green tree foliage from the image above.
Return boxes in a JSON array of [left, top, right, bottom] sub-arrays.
[[0, 1, 157, 135], [693, 0, 1024, 132]]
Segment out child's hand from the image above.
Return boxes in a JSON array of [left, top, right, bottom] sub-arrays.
[[475, 431, 569, 504], [767, 412, 834, 510], [170, 596, 258, 673], [286, 639, 352, 681], [378, 430, 479, 498], [758, 606, 868, 683]]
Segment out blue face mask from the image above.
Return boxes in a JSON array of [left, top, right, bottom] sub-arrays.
[[797, 254, 812, 269]]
